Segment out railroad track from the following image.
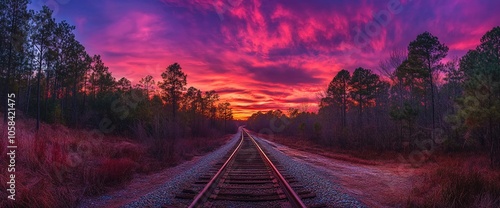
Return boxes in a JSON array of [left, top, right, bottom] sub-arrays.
[[175, 129, 317, 207]]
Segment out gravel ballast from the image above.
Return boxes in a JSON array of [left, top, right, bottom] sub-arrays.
[[121, 132, 241, 208], [121, 129, 365, 207], [252, 134, 367, 208]]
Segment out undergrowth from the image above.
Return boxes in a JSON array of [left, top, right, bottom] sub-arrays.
[[408, 156, 500, 208], [0, 116, 230, 207]]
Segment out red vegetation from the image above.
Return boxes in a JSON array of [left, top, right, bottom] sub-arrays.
[[98, 158, 138, 186], [0, 115, 230, 207], [408, 155, 500, 207], [255, 132, 500, 207]]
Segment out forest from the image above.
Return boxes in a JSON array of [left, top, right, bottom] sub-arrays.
[[1, 0, 500, 207], [0, 2, 237, 206], [0, 1, 238, 157], [247, 28, 500, 168]]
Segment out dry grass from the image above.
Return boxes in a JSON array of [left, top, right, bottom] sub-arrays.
[[408, 155, 500, 208], [0, 117, 146, 207], [0, 115, 230, 207], [177, 135, 231, 158], [253, 131, 500, 207], [253, 132, 396, 165]]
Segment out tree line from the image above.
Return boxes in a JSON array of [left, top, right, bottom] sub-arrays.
[[247, 27, 500, 168], [0, 2, 237, 160]]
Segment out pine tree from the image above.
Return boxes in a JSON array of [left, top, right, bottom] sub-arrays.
[[324, 69, 350, 127], [218, 101, 232, 132], [349, 67, 383, 128], [158, 63, 187, 121], [454, 27, 500, 168], [408, 32, 449, 132], [1, 0, 30, 122], [32, 6, 56, 130]]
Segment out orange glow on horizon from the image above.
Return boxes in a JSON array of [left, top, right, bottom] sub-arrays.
[[51, 0, 500, 120]]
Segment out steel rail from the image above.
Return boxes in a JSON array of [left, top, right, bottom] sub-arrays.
[[243, 129, 307, 208], [188, 129, 307, 208], [188, 131, 244, 208]]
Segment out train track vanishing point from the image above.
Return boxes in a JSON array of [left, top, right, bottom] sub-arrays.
[[176, 129, 316, 207]]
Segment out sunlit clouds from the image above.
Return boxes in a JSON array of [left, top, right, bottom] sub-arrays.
[[34, 0, 500, 119]]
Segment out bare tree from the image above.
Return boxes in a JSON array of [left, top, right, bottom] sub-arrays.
[[378, 49, 407, 81]]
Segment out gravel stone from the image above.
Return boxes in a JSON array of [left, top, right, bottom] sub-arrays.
[[121, 132, 241, 208], [121, 130, 366, 208], [252, 134, 367, 208]]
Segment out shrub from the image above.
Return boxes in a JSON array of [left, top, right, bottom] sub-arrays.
[[439, 168, 500, 207], [97, 158, 138, 186], [408, 158, 500, 208], [110, 142, 144, 161], [0, 114, 233, 206]]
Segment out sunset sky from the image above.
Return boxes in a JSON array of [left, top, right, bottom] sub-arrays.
[[29, 0, 500, 119]]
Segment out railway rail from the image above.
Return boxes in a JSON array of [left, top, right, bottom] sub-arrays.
[[176, 129, 316, 207]]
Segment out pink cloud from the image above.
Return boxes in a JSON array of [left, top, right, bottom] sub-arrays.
[[63, 0, 500, 119]]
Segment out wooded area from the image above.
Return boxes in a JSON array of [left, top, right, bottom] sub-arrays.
[[0, 2, 238, 160], [247, 28, 500, 168], [1, 1, 498, 168], [1, 1, 498, 207]]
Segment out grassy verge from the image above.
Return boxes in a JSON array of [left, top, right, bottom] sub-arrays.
[[408, 155, 500, 207], [252, 132, 399, 165], [253, 132, 500, 207], [0, 116, 230, 207]]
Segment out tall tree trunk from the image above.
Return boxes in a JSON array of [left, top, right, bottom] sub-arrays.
[[428, 56, 436, 134], [398, 80, 404, 148], [358, 101, 363, 129], [52, 68, 57, 100], [82, 71, 87, 114], [342, 80, 347, 128], [4, 42, 13, 122], [489, 116, 493, 168], [72, 78, 78, 127], [36, 32, 45, 131], [224, 108, 227, 132], [26, 76, 31, 113], [171, 88, 178, 154], [45, 69, 50, 117], [36, 57, 42, 130], [91, 72, 95, 100]]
